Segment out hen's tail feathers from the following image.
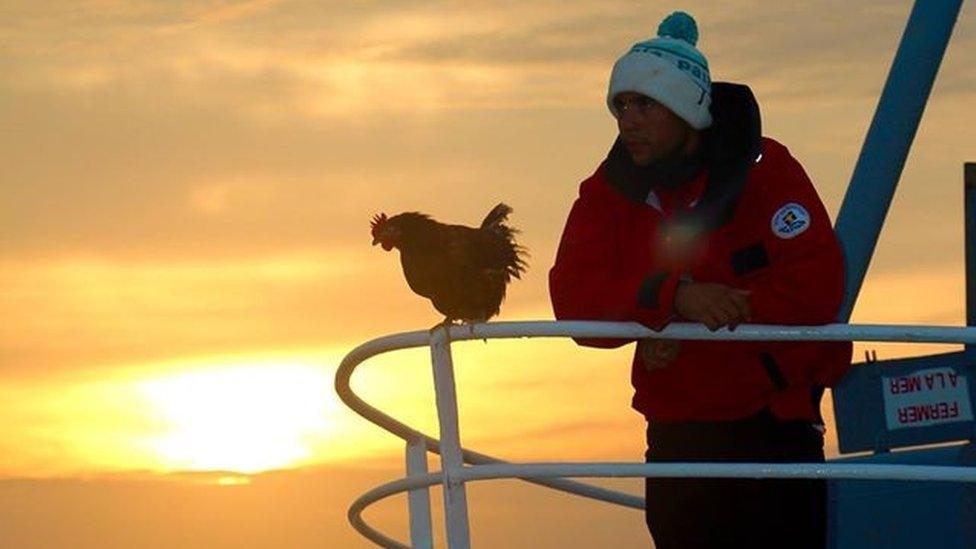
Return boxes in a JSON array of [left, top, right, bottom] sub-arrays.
[[482, 203, 529, 280], [480, 203, 513, 230]]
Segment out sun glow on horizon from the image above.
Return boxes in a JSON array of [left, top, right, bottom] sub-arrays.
[[138, 363, 338, 474]]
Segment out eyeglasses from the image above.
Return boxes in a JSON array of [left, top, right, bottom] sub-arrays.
[[612, 95, 658, 118]]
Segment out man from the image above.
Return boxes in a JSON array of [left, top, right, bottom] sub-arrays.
[[549, 11, 853, 549]]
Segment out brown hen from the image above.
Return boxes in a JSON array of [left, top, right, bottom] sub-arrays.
[[371, 203, 527, 323]]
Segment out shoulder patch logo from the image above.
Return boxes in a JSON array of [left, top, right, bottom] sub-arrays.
[[771, 202, 810, 239]]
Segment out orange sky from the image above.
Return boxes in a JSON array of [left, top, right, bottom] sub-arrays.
[[1, 1, 975, 546]]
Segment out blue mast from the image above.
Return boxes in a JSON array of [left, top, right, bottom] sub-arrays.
[[967, 163, 976, 350], [835, 0, 964, 321]]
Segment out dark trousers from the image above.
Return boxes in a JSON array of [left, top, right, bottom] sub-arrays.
[[645, 409, 826, 549]]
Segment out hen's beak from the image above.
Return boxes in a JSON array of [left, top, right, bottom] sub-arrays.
[[371, 236, 379, 246]]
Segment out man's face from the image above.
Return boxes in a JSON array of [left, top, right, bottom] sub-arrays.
[[613, 92, 693, 166]]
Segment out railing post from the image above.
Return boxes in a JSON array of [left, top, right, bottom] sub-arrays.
[[429, 325, 471, 548], [406, 435, 433, 549]]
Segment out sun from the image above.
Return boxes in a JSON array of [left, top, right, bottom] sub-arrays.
[[137, 362, 336, 474]]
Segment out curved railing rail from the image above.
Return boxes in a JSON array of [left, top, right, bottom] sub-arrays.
[[335, 321, 976, 548]]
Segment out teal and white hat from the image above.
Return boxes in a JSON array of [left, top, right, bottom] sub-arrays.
[[607, 11, 712, 129]]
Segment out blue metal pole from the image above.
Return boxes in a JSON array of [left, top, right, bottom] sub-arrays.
[[835, 0, 963, 321], [966, 163, 976, 352]]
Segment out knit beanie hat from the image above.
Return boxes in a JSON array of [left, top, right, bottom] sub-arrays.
[[607, 11, 712, 129]]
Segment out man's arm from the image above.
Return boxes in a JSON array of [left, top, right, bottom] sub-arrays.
[[736, 145, 851, 388], [549, 176, 680, 347], [743, 147, 845, 325]]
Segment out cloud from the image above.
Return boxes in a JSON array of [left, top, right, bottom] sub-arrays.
[[0, 1, 974, 484], [1, 0, 971, 291], [0, 253, 370, 371], [7, 0, 971, 120]]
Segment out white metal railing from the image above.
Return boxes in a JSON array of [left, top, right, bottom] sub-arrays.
[[334, 321, 976, 549]]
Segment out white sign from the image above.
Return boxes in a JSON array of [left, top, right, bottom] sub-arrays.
[[882, 367, 974, 430]]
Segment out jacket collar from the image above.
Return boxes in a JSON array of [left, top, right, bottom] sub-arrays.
[[603, 138, 705, 204]]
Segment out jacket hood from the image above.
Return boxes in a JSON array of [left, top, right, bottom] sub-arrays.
[[604, 82, 762, 209], [603, 82, 762, 229]]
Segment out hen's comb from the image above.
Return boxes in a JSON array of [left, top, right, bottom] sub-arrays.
[[370, 213, 388, 235]]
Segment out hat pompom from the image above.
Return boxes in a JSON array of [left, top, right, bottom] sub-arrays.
[[657, 11, 698, 46]]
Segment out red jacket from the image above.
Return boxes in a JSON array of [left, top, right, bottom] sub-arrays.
[[549, 137, 852, 422]]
